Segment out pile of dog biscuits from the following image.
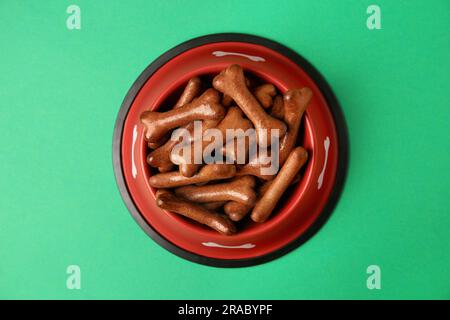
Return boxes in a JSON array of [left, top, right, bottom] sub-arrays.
[[141, 64, 312, 235]]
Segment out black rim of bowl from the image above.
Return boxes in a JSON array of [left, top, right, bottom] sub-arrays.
[[112, 33, 349, 268]]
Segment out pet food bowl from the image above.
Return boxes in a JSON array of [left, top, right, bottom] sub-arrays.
[[113, 33, 347, 267]]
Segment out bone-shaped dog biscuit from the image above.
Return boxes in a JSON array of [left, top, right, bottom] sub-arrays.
[[141, 90, 224, 143], [254, 84, 277, 108], [147, 121, 194, 172], [149, 164, 236, 188], [270, 95, 284, 120], [258, 171, 302, 196], [237, 87, 312, 179], [174, 77, 202, 109], [175, 176, 256, 206], [156, 190, 236, 235], [213, 64, 286, 146], [221, 77, 251, 107], [223, 176, 256, 221], [173, 106, 254, 175], [174, 118, 221, 177], [278, 88, 312, 164], [147, 77, 203, 150], [146, 89, 221, 171], [223, 201, 252, 222], [217, 106, 254, 163], [251, 147, 308, 223]]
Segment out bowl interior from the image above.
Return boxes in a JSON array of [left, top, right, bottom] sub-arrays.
[[143, 70, 313, 236]]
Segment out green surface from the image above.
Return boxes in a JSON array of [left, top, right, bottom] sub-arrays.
[[0, 0, 449, 299]]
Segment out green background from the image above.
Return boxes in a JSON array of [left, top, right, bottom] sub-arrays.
[[0, 0, 449, 299]]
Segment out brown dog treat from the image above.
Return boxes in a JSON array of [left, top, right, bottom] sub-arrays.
[[174, 77, 202, 109], [174, 118, 221, 177], [217, 106, 254, 134], [175, 176, 256, 206], [217, 106, 254, 163], [212, 64, 286, 146], [202, 201, 226, 211], [278, 88, 312, 164], [224, 202, 252, 221], [157, 164, 175, 173], [223, 176, 256, 221], [235, 147, 276, 179], [147, 78, 202, 150], [146, 89, 221, 171], [140, 89, 224, 143], [179, 164, 200, 177], [254, 84, 277, 108], [149, 164, 236, 188], [237, 87, 312, 180], [270, 95, 284, 120], [179, 160, 202, 178], [156, 190, 236, 235], [251, 147, 308, 223], [175, 106, 254, 176], [235, 153, 276, 180], [221, 77, 251, 107], [147, 121, 194, 172]]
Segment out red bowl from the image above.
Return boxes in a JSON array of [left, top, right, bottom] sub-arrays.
[[113, 34, 347, 267]]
